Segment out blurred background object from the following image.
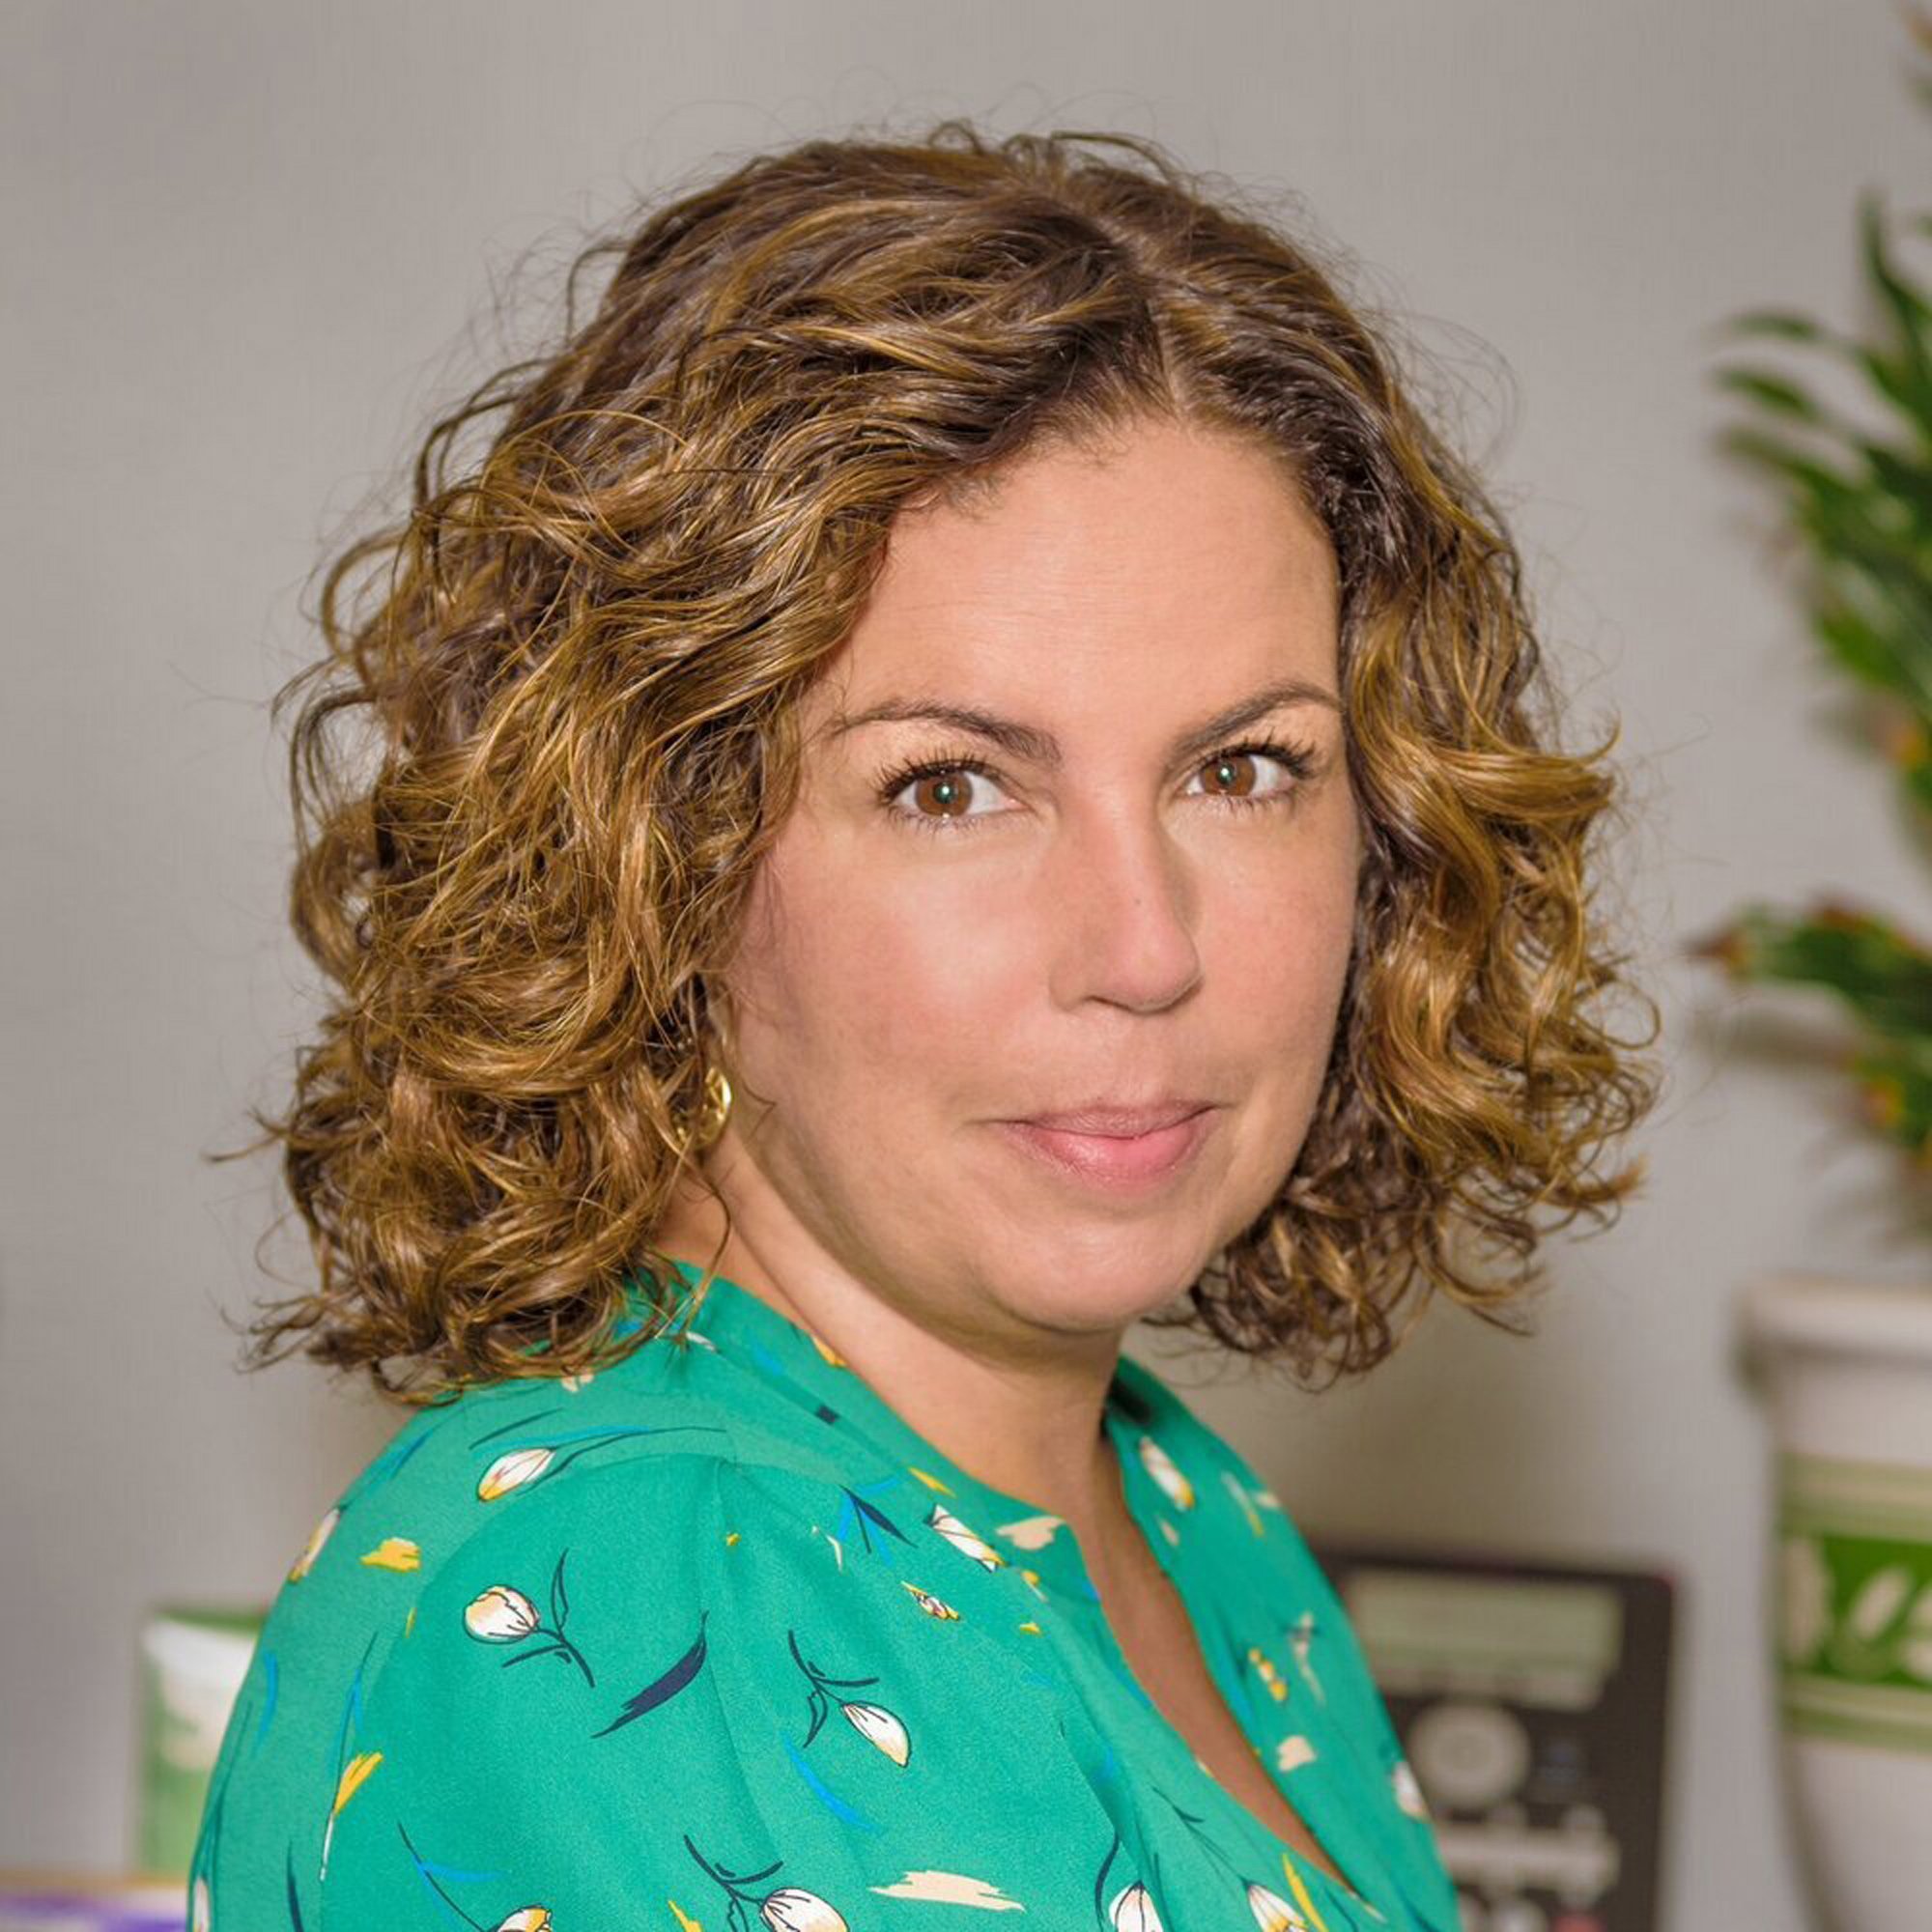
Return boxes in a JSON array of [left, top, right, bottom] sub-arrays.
[[1693, 13, 1932, 1926], [1314, 1539, 1676, 1932], [131, 1608, 264, 1880]]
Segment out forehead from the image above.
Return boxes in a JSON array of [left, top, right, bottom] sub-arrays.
[[808, 419, 1339, 732]]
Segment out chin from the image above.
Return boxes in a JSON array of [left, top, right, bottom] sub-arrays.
[[989, 1236, 1208, 1336]]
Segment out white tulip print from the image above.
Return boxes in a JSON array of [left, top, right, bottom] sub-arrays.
[[1109, 1879, 1167, 1930]]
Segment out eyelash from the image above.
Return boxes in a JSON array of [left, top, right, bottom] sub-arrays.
[[873, 736, 1320, 836]]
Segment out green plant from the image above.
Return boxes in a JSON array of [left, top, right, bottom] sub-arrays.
[[1689, 177, 1932, 1176]]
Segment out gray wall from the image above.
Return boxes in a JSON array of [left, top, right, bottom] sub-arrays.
[[4, 5, 1925, 1928]]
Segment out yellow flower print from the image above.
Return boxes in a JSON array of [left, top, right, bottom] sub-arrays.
[[1246, 1645, 1289, 1701], [477, 1446, 554, 1500], [466, 1584, 542, 1642], [288, 1505, 339, 1581], [1108, 1879, 1165, 1929], [189, 1874, 210, 1932], [493, 1910, 553, 1931], [321, 1748, 383, 1879], [925, 1501, 1007, 1570], [1390, 1756, 1431, 1821], [559, 1370, 595, 1391], [899, 1580, 960, 1619], [1275, 1853, 1334, 1932], [1244, 1882, 1310, 1930], [1136, 1436, 1195, 1511], [360, 1536, 420, 1572], [333, 1750, 382, 1814], [808, 1329, 848, 1369]]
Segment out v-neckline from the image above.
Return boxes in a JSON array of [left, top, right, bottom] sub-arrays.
[[644, 1260, 1398, 1926], [1092, 1390, 1391, 1920]]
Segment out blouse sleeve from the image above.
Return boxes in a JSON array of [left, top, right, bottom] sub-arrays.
[[314, 1449, 1143, 1930]]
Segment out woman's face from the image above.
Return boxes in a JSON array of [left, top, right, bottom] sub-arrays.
[[707, 414, 1364, 1355]]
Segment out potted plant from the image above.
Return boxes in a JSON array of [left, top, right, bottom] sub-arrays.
[[1692, 71, 1932, 1927]]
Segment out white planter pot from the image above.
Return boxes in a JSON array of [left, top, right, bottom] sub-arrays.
[[1736, 1272, 1932, 1932]]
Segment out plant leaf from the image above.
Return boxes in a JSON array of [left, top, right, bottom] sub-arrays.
[[1860, 189, 1932, 422], [1722, 902, 1932, 1038], [1812, 603, 1927, 705], [1846, 1037, 1932, 1159], [1714, 365, 1830, 421], [1719, 307, 1834, 343]]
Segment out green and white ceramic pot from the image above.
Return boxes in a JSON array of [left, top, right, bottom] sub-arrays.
[[1738, 1273, 1932, 1932]]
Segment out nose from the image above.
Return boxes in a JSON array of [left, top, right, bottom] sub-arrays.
[[1043, 798, 1204, 1014]]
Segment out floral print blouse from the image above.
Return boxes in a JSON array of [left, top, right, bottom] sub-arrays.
[[188, 1262, 1461, 1932]]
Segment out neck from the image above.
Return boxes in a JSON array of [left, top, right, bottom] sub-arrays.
[[651, 1142, 1136, 1551]]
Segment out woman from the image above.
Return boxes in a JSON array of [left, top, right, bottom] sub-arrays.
[[192, 123, 1659, 1931]]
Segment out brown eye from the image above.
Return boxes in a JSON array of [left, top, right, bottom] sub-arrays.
[[1187, 739, 1315, 810], [1203, 751, 1263, 799], [911, 771, 976, 819], [875, 755, 1008, 835]]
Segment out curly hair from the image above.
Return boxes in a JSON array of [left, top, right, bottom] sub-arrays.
[[218, 118, 1662, 1406]]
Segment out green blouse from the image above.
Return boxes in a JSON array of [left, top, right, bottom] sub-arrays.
[[189, 1263, 1461, 1932]]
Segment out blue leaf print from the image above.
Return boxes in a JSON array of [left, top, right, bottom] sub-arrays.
[[595, 1615, 711, 1737]]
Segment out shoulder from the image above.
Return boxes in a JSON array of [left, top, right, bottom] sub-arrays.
[[304, 1443, 1124, 1926], [235, 1348, 876, 1819], [373, 1442, 918, 1658], [272, 1369, 914, 1703], [356, 1436, 1049, 1729], [269, 1322, 838, 1600]]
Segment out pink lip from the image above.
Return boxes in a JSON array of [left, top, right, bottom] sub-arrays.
[[994, 1106, 1218, 1191], [1020, 1099, 1210, 1134]]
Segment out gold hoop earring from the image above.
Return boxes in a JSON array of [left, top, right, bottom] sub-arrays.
[[683, 1059, 733, 1155]]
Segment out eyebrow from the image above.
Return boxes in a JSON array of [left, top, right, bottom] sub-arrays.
[[823, 676, 1342, 767]]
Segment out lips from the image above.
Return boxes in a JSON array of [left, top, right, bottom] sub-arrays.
[[1015, 1101, 1210, 1136], [994, 1105, 1218, 1189]]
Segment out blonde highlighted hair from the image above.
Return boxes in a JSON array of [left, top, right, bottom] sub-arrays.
[[221, 120, 1662, 1405]]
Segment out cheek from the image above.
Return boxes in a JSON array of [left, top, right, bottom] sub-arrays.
[[725, 837, 1019, 1108], [1208, 854, 1360, 1064]]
